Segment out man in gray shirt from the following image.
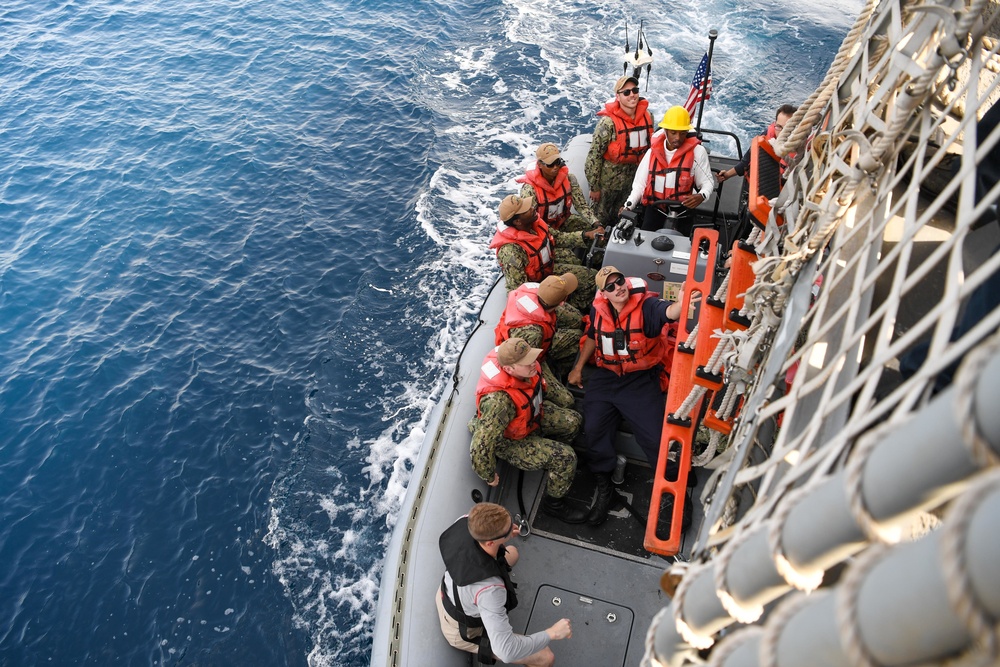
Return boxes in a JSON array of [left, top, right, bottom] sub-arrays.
[[436, 502, 572, 665]]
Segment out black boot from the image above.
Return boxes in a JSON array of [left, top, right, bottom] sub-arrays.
[[587, 472, 615, 526], [540, 495, 589, 524]]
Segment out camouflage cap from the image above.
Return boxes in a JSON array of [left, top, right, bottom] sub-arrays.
[[537, 272, 578, 306], [497, 338, 543, 366], [595, 265, 625, 290], [614, 75, 639, 94], [498, 194, 534, 223], [536, 143, 561, 165]]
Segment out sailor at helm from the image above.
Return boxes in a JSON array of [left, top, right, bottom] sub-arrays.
[[623, 105, 715, 235]]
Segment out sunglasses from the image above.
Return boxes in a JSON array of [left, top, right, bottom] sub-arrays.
[[618, 87, 640, 97], [542, 158, 565, 168], [602, 275, 626, 292]]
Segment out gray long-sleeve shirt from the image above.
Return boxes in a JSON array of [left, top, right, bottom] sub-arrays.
[[442, 569, 549, 662]]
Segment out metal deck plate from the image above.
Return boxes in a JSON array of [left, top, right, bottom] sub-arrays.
[[524, 585, 634, 667]]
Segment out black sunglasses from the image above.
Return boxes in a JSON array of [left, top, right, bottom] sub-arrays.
[[618, 87, 640, 97], [542, 158, 565, 168], [602, 275, 626, 292]]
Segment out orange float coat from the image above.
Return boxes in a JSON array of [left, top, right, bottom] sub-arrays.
[[641, 134, 701, 204], [516, 167, 573, 229], [475, 348, 544, 439], [591, 278, 665, 375], [597, 98, 654, 165]]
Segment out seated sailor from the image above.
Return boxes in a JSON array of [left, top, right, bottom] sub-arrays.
[[490, 194, 600, 312], [470, 338, 588, 524], [517, 142, 601, 234], [494, 272, 583, 406], [568, 266, 683, 526]]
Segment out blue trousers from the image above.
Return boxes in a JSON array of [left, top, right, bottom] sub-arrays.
[[581, 366, 666, 473]]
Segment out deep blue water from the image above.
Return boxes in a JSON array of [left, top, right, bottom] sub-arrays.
[[0, 0, 857, 664]]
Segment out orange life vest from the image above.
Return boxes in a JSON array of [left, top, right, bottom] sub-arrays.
[[516, 168, 572, 229], [488, 218, 555, 283], [475, 348, 544, 439], [641, 134, 701, 205], [597, 99, 654, 165], [591, 278, 665, 375], [494, 283, 557, 355]]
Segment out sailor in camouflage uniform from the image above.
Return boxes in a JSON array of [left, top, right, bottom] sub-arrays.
[[584, 75, 655, 227], [517, 143, 601, 234], [494, 272, 583, 408], [469, 338, 587, 523], [490, 194, 599, 313]]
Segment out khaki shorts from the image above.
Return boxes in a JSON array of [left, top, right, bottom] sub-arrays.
[[435, 588, 481, 654]]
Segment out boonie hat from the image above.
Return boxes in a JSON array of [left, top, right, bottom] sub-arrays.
[[614, 75, 640, 94], [537, 273, 578, 305], [595, 265, 625, 290], [499, 194, 534, 223], [497, 338, 543, 366], [536, 143, 561, 164]]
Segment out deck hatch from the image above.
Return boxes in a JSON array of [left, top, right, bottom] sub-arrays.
[[523, 585, 634, 666]]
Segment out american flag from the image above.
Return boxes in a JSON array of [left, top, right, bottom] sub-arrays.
[[683, 53, 712, 115]]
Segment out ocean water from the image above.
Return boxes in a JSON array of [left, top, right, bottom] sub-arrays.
[[0, 0, 858, 664]]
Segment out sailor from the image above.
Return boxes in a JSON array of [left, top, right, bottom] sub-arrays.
[[494, 272, 584, 407], [567, 266, 684, 526], [517, 142, 601, 234], [585, 75, 655, 227], [716, 104, 797, 185], [436, 502, 573, 666], [490, 194, 600, 312], [623, 105, 715, 235], [470, 338, 588, 524]]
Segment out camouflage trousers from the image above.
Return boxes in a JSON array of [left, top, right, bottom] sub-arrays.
[[553, 262, 597, 313], [494, 401, 581, 498], [541, 360, 573, 409], [553, 213, 595, 235]]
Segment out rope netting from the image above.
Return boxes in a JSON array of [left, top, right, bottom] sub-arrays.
[[647, 0, 1000, 663]]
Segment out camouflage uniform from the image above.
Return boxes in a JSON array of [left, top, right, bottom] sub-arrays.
[[469, 393, 581, 498], [585, 116, 643, 227], [495, 243, 596, 313], [518, 173, 600, 235], [508, 316, 583, 408]]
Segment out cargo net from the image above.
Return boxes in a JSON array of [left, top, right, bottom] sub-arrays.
[[646, 0, 1000, 664]]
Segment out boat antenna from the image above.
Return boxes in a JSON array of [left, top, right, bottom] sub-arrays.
[[622, 19, 654, 90], [694, 29, 718, 136]]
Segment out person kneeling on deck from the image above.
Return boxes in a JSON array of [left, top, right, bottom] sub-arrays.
[[470, 338, 588, 524], [517, 142, 601, 234], [567, 266, 683, 526], [437, 502, 573, 666], [622, 105, 714, 235], [495, 272, 583, 405], [491, 194, 601, 313]]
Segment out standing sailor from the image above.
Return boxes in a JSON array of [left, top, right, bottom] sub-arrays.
[[584, 75, 655, 227], [624, 105, 715, 234]]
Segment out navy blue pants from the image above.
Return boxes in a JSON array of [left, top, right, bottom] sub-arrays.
[[581, 366, 666, 473]]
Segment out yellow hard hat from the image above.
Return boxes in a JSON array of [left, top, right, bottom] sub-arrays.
[[659, 106, 692, 131]]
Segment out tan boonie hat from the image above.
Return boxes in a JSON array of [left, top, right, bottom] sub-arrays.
[[595, 265, 625, 290], [614, 75, 640, 94], [498, 194, 534, 222], [536, 143, 561, 164], [497, 338, 543, 366], [537, 272, 578, 305]]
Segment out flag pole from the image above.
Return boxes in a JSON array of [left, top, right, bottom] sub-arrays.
[[694, 29, 718, 136]]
